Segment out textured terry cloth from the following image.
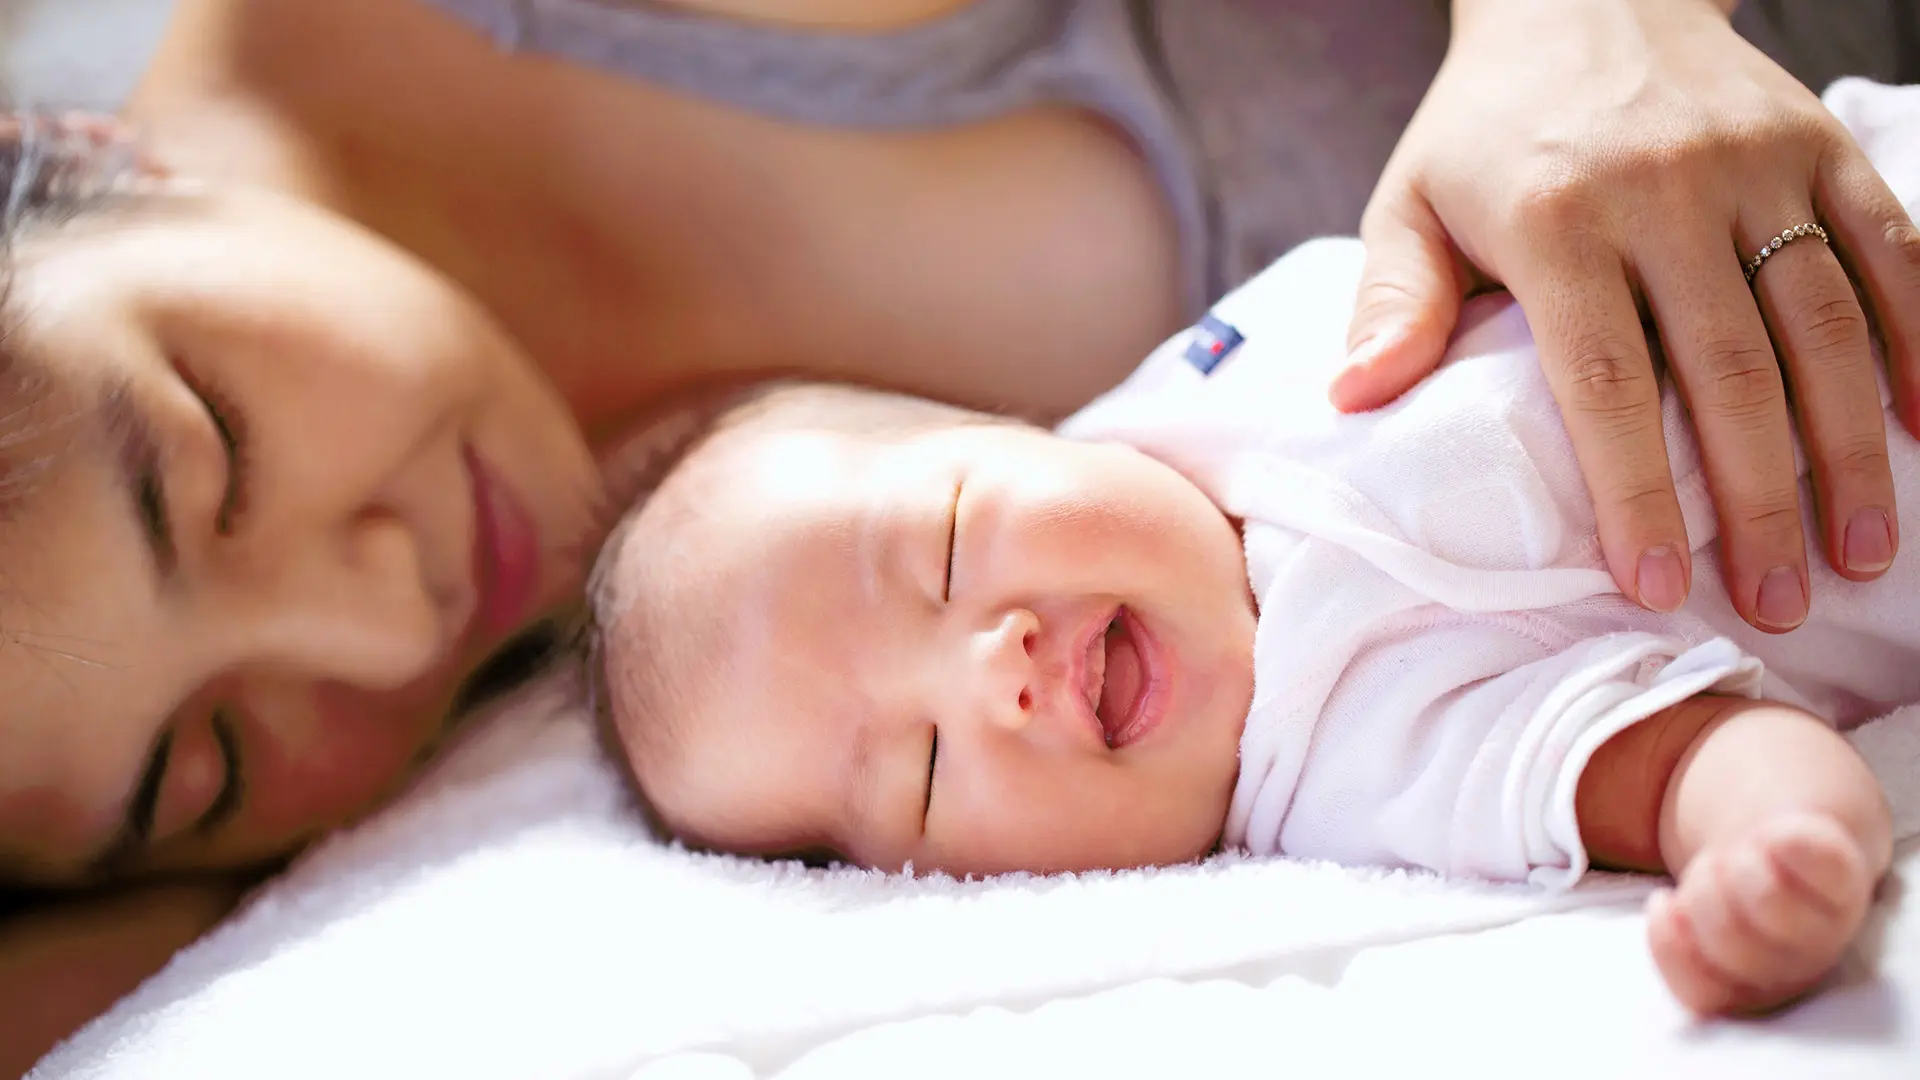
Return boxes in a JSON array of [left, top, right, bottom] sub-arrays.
[[1060, 76, 1920, 887]]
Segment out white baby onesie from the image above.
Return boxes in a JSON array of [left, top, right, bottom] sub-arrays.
[[1059, 236, 1920, 889]]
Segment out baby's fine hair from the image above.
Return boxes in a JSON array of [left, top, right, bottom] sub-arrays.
[[583, 380, 1019, 836]]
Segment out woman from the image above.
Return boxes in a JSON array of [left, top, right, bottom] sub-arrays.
[[3, 0, 1916, 1068]]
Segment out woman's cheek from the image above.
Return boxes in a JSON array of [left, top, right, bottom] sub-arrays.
[[237, 682, 449, 845]]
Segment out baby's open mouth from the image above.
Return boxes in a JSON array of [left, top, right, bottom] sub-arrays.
[[1084, 606, 1149, 747]]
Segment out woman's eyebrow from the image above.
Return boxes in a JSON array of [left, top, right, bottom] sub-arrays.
[[100, 379, 178, 582]]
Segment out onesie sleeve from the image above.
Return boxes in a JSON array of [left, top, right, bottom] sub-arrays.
[[1263, 614, 1766, 889]]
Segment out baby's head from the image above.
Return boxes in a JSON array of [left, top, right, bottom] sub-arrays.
[[590, 382, 1255, 876]]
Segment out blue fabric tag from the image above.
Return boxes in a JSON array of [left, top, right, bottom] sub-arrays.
[[1182, 313, 1243, 375]]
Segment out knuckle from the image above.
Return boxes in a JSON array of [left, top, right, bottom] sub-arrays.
[[1358, 192, 1414, 237], [1732, 96, 1834, 153], [1774, 104, 1842, 150], [1733, 500, 1805, 545], [1352, 275, 1426, 318], [1883, 219, 1920, 287], [1562, 338, 1658, 421], [1612, 134, 1697, 188], [1595, 480, 1677, 519], [1689, 341, 1785, 420], [1822, 436, 1892, 485], [1792, 296, 1871, 358], [1509, 168, 1606, 234]]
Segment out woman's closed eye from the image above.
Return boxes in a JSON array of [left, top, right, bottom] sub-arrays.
[[127, 708, 245, 848], [176, 360, 251, 535]]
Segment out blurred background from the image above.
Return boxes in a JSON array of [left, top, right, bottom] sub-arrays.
[[3, 1, 1915, 116], [2, 0, 176, 109]]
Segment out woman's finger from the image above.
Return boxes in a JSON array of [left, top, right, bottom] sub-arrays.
[[1511, 241, 1691, 614], [1744, 210, 1897, 583], [1333, 183, 1468, 413], [1819, 149, 1920, 437], [1635, 222, 1807, 632]]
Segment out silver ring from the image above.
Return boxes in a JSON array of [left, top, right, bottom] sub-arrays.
[[1743, 221, 1830, 284]]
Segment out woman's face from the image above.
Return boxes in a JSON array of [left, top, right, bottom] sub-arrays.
[[0, 187, 598, 887]]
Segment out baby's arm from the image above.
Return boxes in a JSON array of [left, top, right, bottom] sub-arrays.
[[1577, 695, 1893, 1016]]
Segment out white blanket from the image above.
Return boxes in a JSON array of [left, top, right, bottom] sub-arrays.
[[31, 673, 1920, 1079]]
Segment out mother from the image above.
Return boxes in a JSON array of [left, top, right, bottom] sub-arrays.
[[3, 0, 1917, 1067]]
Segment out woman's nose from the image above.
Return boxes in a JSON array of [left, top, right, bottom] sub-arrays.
[[209, 510, 448, 689], [970, 608, 1039, 732]]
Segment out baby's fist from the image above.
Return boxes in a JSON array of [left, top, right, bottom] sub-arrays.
[[1646, 810, 1874, 1016]]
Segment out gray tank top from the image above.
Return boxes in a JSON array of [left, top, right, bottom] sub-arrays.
[[422, 0, 1916, 318], [422, 0, 1451, 318]]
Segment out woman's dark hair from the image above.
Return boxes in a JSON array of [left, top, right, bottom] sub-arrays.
[[0, 109, 151, 505], [1, 110, 148, 242]]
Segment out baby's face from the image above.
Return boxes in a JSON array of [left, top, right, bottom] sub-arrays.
[[599, 416, 1256, 876]]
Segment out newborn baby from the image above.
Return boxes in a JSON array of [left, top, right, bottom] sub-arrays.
[[590, 240, 1896, 1016]]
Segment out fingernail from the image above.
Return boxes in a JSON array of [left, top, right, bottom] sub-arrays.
[[1331, 328, 1405, 411], [1844, 507, 1895, 574], [1755, 565, 1807, 630], [1635, 547, 1687, 613], [1342, 324, 1404, 373], [1328, 365, 1370, 409]]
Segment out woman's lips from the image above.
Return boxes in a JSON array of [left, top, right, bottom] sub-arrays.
[[465, 447, 542, 641]]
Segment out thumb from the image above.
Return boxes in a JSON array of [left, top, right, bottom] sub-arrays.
[[1332, 190, 1468, 413]]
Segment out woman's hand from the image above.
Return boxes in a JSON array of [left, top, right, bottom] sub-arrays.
[[1335, 0, 1920, 633]]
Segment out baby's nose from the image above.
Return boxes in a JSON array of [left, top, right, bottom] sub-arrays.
[[974, 608, 1038, 732]]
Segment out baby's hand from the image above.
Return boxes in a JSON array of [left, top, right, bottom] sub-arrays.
[[1646, 810, 1876, 1016]]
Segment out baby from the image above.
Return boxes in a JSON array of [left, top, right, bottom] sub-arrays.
[[589, 240, 1896, 1017]]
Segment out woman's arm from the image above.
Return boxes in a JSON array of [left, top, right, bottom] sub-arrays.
[[0, 882, 241, 1077]]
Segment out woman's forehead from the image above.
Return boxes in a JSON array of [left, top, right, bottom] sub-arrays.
[[0, 350, 61, 512], [0, 339, 191, 844]]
